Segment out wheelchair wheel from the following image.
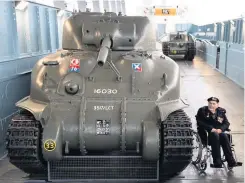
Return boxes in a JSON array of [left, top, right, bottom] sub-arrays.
[[228, 166, 233, 171], [192, 131, 203, 165], [199, 160, 207, 171]]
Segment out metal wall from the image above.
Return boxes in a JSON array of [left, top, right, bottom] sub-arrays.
[[196, 40, 244, 88], [0, 1, 71, 158], [193, 17, 244, 89], [194, 18, 244, 44]]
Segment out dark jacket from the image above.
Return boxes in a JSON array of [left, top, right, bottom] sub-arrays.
[[196, 106, 230, 133]]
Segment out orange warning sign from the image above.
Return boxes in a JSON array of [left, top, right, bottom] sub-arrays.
[[154, 8, 177, 16]]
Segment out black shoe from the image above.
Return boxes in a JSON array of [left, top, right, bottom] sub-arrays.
[[228, 161, 239, 167], [211, 160, 223, 168], [213, 163, 223, 168], [227, 158, 238, 167]]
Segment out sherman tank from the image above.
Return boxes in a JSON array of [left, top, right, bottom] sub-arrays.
[[162, 31, 196, 61], [5, 13, 194, 182]]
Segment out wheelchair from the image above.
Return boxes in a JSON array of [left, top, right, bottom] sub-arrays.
[[192, 128, 242, 173]]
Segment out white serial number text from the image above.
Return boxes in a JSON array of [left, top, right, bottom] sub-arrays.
[[93, 89, 117, 94]]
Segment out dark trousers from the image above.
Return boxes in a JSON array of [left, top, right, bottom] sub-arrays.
[[209, 132, 234, 164]]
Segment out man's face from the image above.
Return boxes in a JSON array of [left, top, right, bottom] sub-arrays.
[[208, 101, 219, 111]]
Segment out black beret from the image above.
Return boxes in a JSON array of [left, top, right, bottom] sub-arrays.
[[207, 97, 219, 103]]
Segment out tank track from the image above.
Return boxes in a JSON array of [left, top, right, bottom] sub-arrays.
[[162, 42, 170, 56], [160, 109, 193, 180], [186, 42, 196, 61], [162, 48, 170, 56], [5, 112, 47, 175]]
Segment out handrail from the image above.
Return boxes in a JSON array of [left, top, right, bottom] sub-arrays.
[[190, 35, 216, 46], [202, 39, 213, 45], [189, 34, 197, 42]]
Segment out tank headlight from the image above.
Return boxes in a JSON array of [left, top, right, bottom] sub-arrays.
[[65, 82, 79, 95], [179, 43, 184, 47]]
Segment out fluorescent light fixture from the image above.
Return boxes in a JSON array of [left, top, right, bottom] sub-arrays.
[[15, 1, 28, 11]]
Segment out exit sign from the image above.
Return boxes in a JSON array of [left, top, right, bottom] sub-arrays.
[[154, 8, 177, 16]]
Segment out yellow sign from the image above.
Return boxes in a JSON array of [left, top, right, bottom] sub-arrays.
[[44, 139, 56, 151], [154, 8, 177, 16]]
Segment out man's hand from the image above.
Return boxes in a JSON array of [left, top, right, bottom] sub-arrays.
[[216, 129, 222, 134], [211, 128, 222, 133]]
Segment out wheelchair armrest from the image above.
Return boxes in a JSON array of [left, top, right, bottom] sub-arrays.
[[205, 130, 209, 136], [203, 129, 231, 137], [224, 129, 232, 135]]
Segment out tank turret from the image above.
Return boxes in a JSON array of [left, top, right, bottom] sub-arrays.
[[61, 13, 150, 51]]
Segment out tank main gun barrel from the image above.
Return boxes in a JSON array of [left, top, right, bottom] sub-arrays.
[[97, 36, 112, 67]]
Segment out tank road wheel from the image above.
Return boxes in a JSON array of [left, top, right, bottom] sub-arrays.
[[5, 110, 47, 175], [162, 43, 170, 56], [159, 110, 193, 180], [163, 51, 169, 56]]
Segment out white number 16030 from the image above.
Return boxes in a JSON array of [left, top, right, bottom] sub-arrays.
[[93, 89, 118, 94]]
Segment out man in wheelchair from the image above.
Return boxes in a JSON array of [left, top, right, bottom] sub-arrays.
[[196, 97, 240, 168]]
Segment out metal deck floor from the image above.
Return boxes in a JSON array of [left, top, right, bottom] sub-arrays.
[[0, 57, 244, 183]]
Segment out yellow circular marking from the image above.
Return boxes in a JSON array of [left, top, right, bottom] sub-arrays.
[[44, 139, 56, 151]]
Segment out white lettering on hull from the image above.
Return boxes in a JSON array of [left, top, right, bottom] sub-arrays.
[[93, 106, 114, 111]]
